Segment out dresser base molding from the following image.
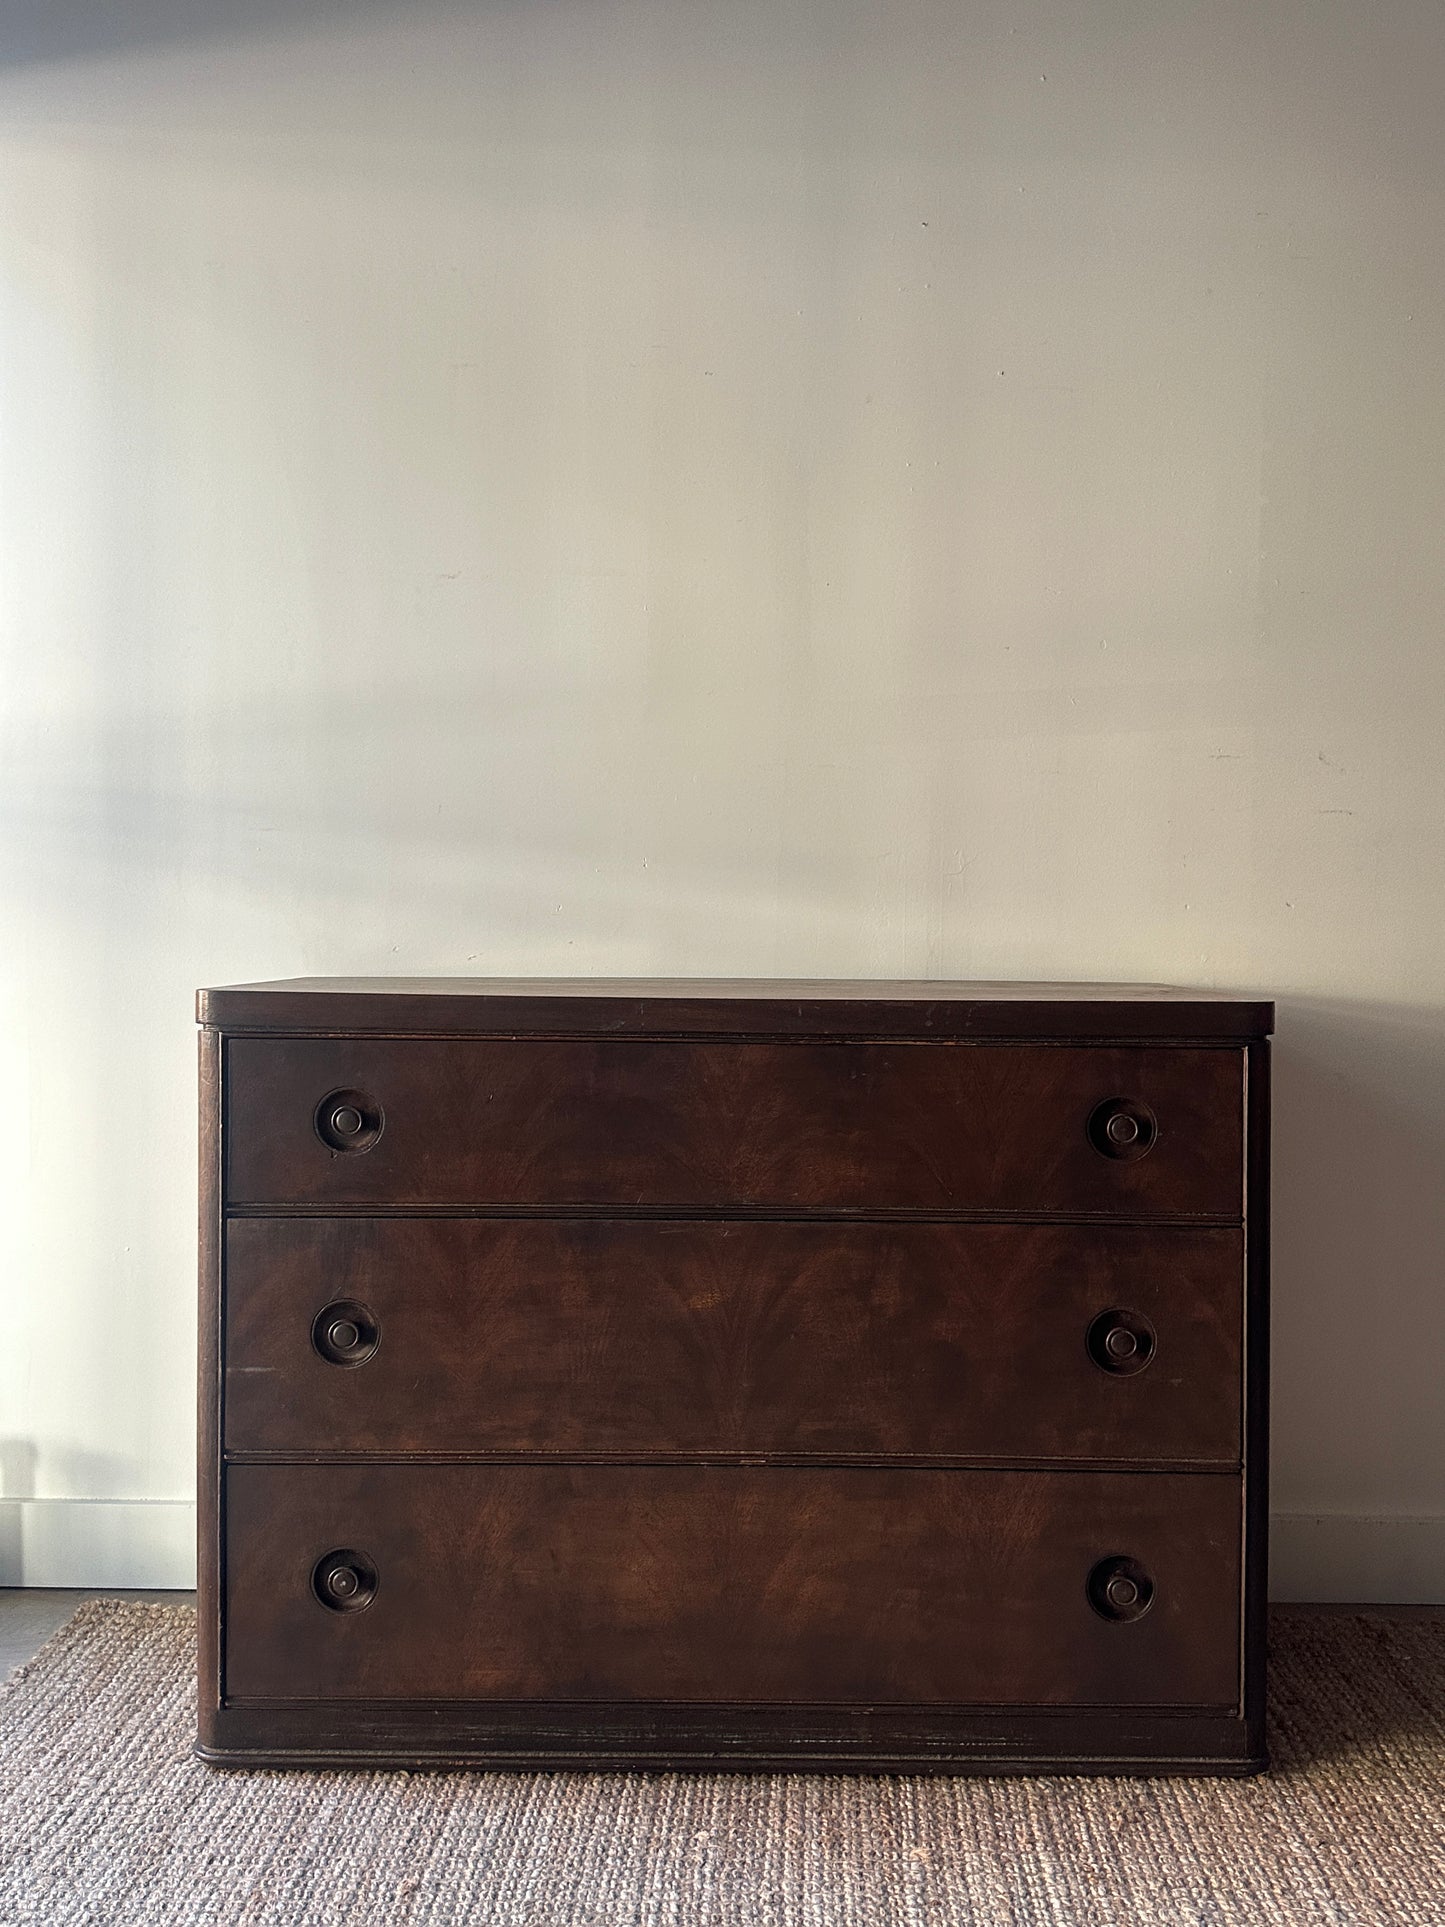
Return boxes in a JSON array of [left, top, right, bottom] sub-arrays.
[[196, 1704, 1265, 1777]]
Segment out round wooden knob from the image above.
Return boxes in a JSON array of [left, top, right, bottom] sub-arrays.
[[314, 1089, 384, 1153], [312, 1548, 378, 1613], [1086, 1308, 1156, 1376], [1087, 1098, 1158, 1162], [311, 1300, 380, 1367], [1087, 1556, 1154, 1622]]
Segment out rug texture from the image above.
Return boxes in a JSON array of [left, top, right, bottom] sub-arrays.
[[2, 1603, 1443, 1926]]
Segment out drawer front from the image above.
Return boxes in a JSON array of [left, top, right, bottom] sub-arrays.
[[222, 1465, 1242, 1707], [224, 1038, 1243, 1215], [225, 1219, 1242, 1464]]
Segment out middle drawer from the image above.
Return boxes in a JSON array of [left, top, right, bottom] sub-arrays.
[[225, 1219, 1242, 1464]]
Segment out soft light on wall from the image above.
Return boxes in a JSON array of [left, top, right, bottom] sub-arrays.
[[1, 0, 1443, 1594]]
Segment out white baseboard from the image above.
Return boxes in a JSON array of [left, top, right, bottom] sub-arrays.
[[0, 1499, 195, 1589], [2, 1502, 1442, 1602], [1271, 1513, 1445, 1603]]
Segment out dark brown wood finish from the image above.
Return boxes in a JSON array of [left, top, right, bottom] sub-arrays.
[[197, 1028, 223, 1743], [225, 1037, 1244, 1216], [200, 977, 1274, 1042], [223, 1464, 1243, 1707], [197, 1700, 1263, 1775], [224, 1218, 1242, 1465], [1242, 1039, 1271, 1763], [198, 977, 1271, 1774]]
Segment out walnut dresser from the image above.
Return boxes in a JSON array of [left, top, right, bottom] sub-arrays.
[[197, 978, 1272, 1774]]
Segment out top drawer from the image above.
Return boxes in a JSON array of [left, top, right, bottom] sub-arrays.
[[225, 1038, 1243, 1216]]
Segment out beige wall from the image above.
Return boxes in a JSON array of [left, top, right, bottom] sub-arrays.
[[1, 0, 1442, 1592]]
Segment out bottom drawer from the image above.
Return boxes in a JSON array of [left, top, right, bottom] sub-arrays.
[[223, 1466, 1242, 1709]]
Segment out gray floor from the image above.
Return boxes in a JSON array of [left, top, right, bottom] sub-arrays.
[[0, 1589, 194, 1679]]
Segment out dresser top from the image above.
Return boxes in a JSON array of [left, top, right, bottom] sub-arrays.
[[197, 978, 1272, 1041]]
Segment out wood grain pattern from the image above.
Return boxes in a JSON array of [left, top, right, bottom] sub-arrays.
[[224, 1038, 1245, 1216], [222, 1464, 1243, 1708], [199, 977, 1270, 1772], [199, 977, 1274, 1042], [197, 1698, 1265, 1774], [224, 1218, 1243, 1465]]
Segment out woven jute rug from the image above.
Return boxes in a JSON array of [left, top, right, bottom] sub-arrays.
[[2, 1603, 1444, 1925]]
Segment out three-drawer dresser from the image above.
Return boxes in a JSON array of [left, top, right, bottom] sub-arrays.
[[197, 978, 1271, 1773]]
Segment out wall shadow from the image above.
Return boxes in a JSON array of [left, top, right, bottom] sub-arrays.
[[0, 0, 441, 69], [0, 1441, 36, 1586], [0, 1442, 161, 1586], [1270, 996, 1445, 1528]]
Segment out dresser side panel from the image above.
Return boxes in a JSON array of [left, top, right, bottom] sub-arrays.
[[197, 1028, 224, 1746], [1242, 1039, 1271, 1758]]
